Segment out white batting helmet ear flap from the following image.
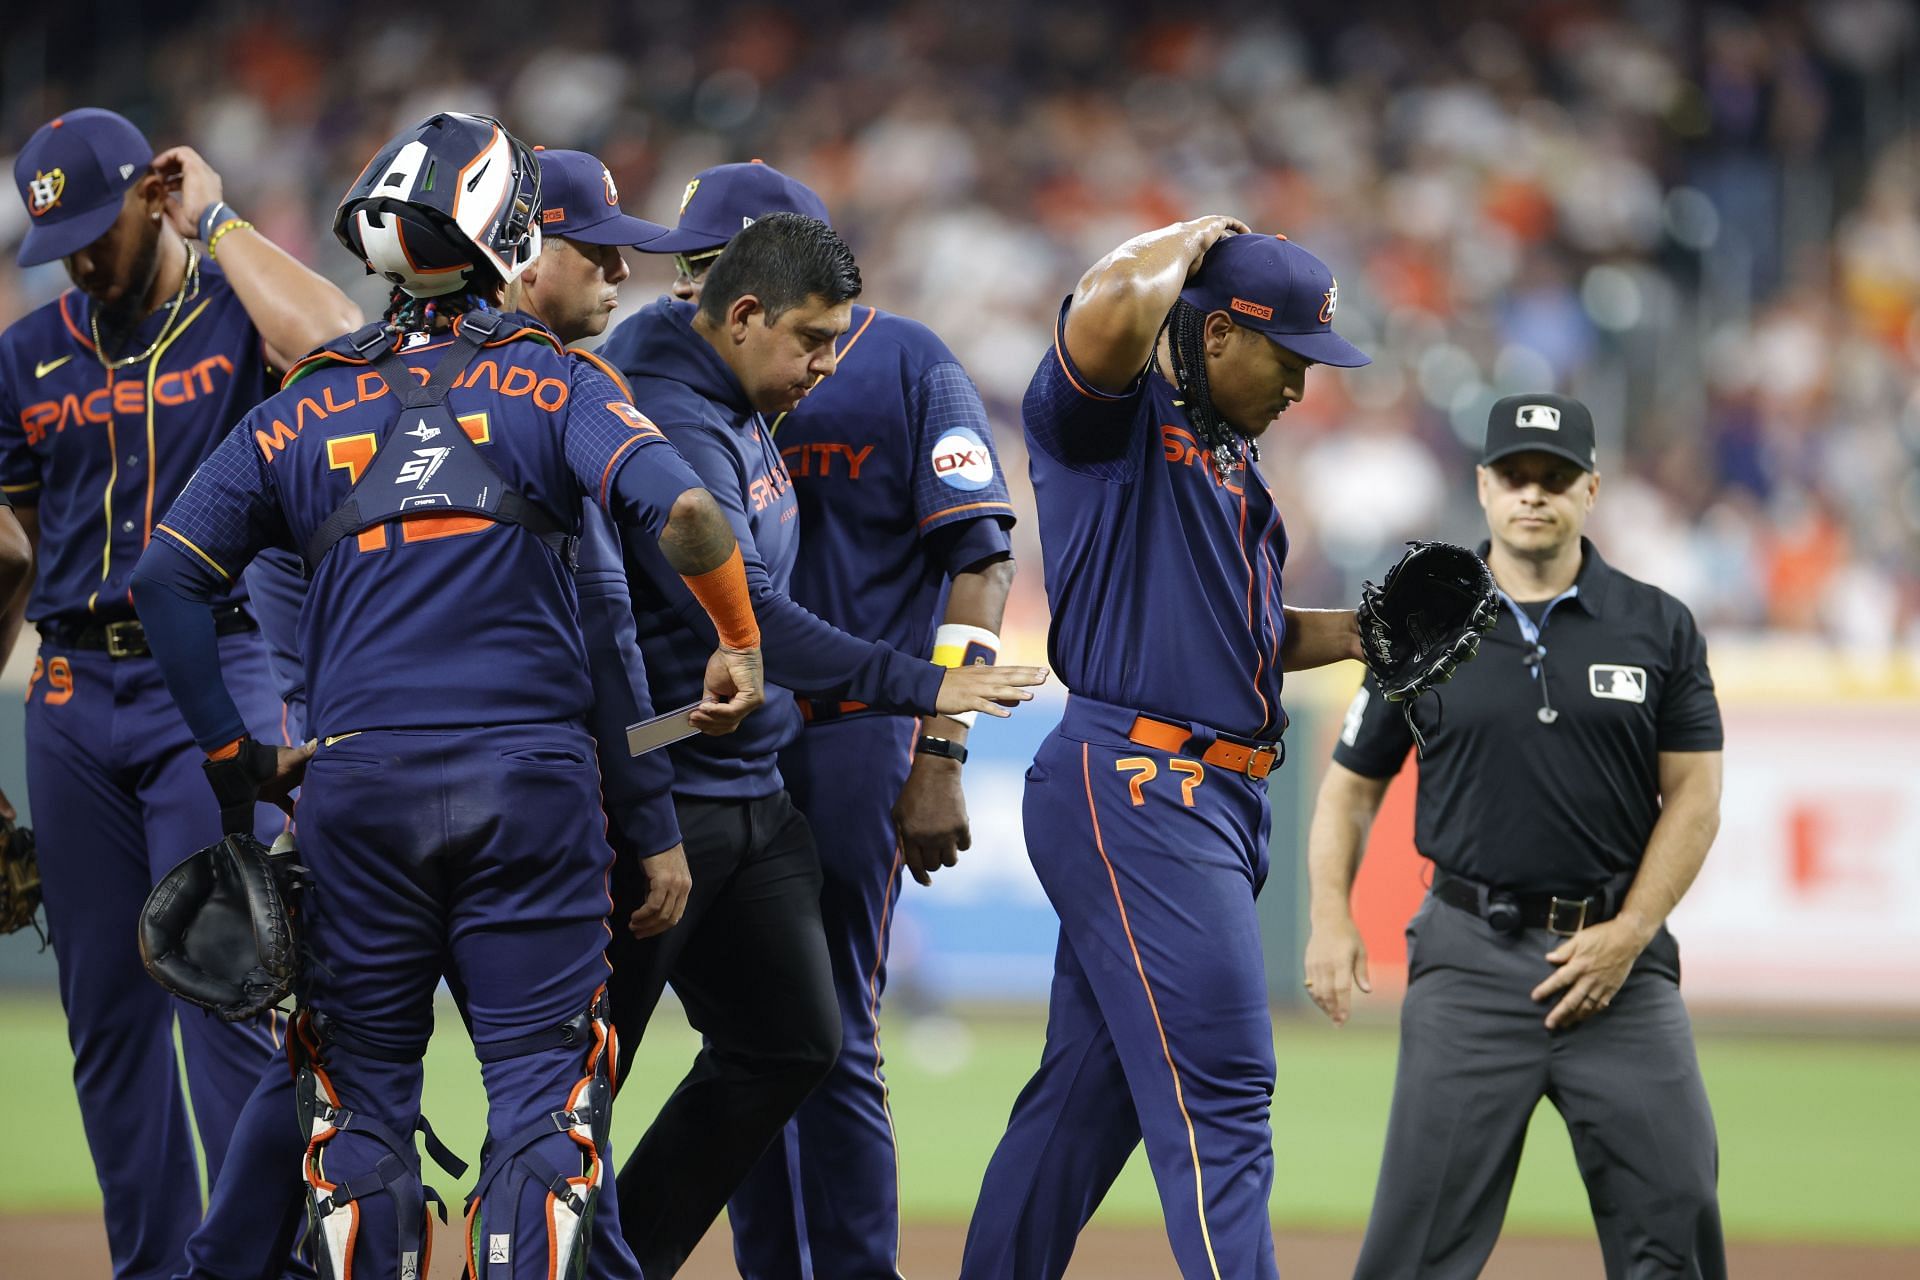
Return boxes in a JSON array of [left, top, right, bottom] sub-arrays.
[[334, 112, 542, 298]]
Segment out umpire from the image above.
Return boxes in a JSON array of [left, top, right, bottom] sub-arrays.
[[1304, 393, 1727, 1279]]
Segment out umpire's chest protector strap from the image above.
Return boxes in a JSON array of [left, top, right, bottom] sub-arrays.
[[301, 312, 577, 572]]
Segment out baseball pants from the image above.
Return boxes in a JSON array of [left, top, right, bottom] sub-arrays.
[[603, 788, 841, 1279], [24, 630, 291, 1280], [728, 713, 919, 1280], [293, 724, 643, 1280], [963, 696, 1280, 1280], [1355, 894, 1725, 1280]]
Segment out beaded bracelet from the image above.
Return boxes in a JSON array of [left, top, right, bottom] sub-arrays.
[[206, 218, 254, 259]]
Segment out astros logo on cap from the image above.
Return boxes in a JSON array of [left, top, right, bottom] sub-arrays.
[[28, 169, 65, 217], [602, 165, 619, 206], [1318, 280, 1339, 324], [679, 178, 701, 214]]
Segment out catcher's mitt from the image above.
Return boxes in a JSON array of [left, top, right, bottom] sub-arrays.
[[1358, 540, 1499, 750], [139, 833, 307, 1022], [0, 814, 44, 942]]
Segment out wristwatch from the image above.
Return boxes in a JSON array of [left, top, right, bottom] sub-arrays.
[[915, 734, 968, 764]]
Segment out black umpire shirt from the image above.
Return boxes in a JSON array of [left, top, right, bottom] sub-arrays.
[[1333, 538, 1722, 893]]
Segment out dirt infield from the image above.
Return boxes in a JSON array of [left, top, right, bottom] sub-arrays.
[[5, 1212, 1916, 1278]]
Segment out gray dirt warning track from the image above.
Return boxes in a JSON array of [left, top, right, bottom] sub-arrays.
[[5, 1213, 1916, 1278]]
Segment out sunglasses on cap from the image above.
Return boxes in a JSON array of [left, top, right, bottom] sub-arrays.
[[674, 247, 725, 278]]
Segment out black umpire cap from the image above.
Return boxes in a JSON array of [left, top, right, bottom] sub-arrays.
[[1482, 393, 1598, 472]]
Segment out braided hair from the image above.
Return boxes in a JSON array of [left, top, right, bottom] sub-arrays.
[[1159, 299, 1256, 474], [379, 284, 495, 336]]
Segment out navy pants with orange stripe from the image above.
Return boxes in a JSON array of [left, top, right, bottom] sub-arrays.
[[24, 632, 293, 1280], [963, 705, 1280, 1280], [729, 713, 919, 1279], [293, 726, 642, 1280]]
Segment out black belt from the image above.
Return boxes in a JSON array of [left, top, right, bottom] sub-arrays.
[[1433, 872, 1620, 938], [41, 605, 256, 659]]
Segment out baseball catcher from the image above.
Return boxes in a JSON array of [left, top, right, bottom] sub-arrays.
[[1358, 540, 1500, 752], [138, 833, 306, 1021]]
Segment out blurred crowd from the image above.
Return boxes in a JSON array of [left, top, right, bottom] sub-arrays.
[[4, 0, 1918, 655]]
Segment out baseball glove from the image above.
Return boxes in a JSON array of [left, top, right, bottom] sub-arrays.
[[0, 814, 44, 942], [139, 833, 307, 1022], [1358, 541, 1499, 748]]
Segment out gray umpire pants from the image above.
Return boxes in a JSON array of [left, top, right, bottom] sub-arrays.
[[1354, 893, 1726, 1280]]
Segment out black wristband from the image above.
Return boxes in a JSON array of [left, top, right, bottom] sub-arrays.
[[915, 734, 968, 764], [203, 735, 276, 835]]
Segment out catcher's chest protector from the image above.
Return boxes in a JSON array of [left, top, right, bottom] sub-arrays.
[[300, 314, 576, 573]]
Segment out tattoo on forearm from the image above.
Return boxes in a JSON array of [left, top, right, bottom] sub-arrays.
[[658, 493, 737, 575]]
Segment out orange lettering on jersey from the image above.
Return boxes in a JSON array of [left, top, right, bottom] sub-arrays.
[[458, 359, 501, 392], [255, 417, 300, 460], [113, 379, 145, 415], [324, 433, 386, 551], [780, 442, 875, 479], [533, 377, 567, 411], [321, 384, 356, 415], [355, 370, 388, 403], [498, 366, 536, 398], [1160, 424, 1244, 494]]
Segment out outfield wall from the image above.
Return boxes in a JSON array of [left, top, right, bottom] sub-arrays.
[[5, 637, 1918, 1010]]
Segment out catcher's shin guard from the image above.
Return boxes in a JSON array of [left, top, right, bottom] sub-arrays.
[[464, 989, 617, 1279], [292, 1012, 468, 1280]]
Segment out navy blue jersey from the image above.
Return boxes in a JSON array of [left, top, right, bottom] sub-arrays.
[[1026, 297, 1288, 739], [775, 305, 1013, 668], [0, 260, 274, 621], [145, 311, 701, 741], [597, 298, 943, 798]]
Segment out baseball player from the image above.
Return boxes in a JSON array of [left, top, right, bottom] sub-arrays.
[[161, 143, 697, 1280], [0, 106, 357, 1280], [1305, 394, 1726, 1278], [960, 222, 1372, 1280], [129, 111, 763, 1280], [590, 210, 1045, 1277], [635, 160, 1019, 1279]]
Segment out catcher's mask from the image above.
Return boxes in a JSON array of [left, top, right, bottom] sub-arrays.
[[335, 111, 541, 298]]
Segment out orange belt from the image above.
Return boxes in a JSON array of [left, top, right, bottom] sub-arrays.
[[1126, 715, 1281, 780]]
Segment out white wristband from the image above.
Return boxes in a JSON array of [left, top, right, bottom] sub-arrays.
[[931, 624, 1000, 730]]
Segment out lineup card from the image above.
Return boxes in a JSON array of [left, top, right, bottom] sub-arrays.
[[626, 702, 704, 757]]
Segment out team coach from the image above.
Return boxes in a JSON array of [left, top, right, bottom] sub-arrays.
[[1304, 393, 1727, 1279]]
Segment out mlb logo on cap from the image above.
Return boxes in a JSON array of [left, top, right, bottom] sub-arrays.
[[1483, 392, 1598, 471]]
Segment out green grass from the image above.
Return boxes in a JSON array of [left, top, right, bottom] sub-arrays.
[[1, 995, 1914, 1242]]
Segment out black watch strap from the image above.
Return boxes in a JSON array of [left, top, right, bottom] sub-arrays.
[[915, 734, 968, 764]]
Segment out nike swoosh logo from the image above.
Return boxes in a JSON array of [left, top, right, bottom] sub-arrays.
[[35, 355, 72, 378]]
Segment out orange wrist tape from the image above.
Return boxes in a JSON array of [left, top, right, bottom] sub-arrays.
[[682, 546, 760, 649]]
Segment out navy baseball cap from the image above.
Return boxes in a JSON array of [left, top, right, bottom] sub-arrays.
[[533, 149, 667, 248], [1482, 393, 1598, 471], [14, 108, 154, 267], [1179, 234, 1370, 368], [641, 160, 831, 254]]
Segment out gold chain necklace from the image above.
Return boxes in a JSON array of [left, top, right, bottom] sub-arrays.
[[89, 245, 199, 371]]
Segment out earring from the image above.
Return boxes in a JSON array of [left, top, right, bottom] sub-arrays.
[[151, 211, 162, 222]]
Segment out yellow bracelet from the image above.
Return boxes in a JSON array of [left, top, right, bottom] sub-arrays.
[[205, 218, 254, 259]]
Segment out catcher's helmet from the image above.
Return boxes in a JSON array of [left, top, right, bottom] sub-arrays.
[[334, 111, 541, 298]]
